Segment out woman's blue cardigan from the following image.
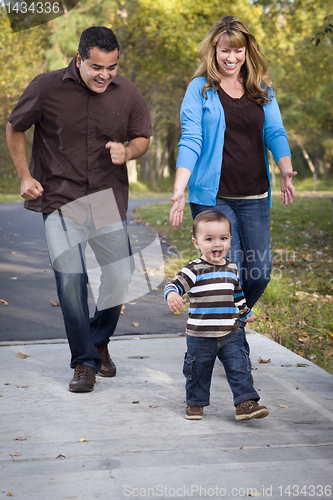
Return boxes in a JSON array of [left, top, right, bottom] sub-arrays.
[[176, 76, 291, 207]]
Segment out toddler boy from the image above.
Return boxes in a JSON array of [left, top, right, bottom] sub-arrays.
[[164, 210, 269, 421]]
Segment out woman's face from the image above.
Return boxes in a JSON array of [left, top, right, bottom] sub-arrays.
[[215, 35, 246, 79]]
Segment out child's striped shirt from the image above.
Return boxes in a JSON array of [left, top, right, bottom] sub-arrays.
[[164, 258, 252, 337]]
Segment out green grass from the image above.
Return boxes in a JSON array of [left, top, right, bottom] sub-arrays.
[[0, 177, 173, 203], [135, 195, 333, 374], [1, 173, 332, 203], [0, 178, 22, 202]]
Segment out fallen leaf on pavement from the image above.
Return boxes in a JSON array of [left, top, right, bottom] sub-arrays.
[[50, 300, 60, 307], [297, 363, 309, 367], [9, 453, 20, 457], [149, 405, 159, 408], [132, 401, 140, 404], [16, 352, 29, 359], [1, 299, 9, 306], [278, 405, 290, 408], [79, 438, 89, 442], [7, 493, 13, 497], [15, 437, 27, 441], [56, 454, 67, 459], [133, 322, 140, 327], [258, 357, 271, 363]]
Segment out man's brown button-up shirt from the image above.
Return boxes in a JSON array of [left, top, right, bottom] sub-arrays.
[[8, 57, 153, 220]]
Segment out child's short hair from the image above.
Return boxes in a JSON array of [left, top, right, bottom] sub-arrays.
[[193, 210, 232, 238]]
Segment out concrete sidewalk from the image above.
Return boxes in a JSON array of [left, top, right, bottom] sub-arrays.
[[1, 331, 333, 499]]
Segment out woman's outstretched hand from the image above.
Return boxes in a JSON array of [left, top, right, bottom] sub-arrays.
[[169, 190, 186, 227], [281, 171, 297, 206]]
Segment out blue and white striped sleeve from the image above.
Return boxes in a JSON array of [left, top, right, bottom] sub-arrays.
[[164, 264, 196, 301]]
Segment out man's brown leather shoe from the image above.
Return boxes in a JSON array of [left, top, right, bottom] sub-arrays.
[[69, 365, 96, 393], [96, 344, 116, 377]]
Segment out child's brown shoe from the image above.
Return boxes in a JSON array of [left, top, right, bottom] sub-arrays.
[[185, 406, 203, 420], [235, 400, 269, 420]]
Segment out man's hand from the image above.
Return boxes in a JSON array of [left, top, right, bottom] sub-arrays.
[[166, 291, 184, 313], [20, 176, 44, 201], [105, 141, 126, 165], [105, 137, 150, 165]]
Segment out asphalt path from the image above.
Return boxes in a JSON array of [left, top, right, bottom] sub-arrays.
[[0, 199, 187, 342]]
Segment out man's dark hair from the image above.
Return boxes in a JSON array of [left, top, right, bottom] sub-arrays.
[[193, 210, 232, 239], [78, 26, 120, 61]]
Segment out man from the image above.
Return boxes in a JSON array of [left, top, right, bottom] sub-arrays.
[[6, 26, 153, 393]]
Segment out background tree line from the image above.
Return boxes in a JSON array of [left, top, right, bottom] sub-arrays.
[[0, 0, 332, 187]]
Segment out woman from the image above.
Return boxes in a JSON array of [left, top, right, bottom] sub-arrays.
[[170, 15, 297, 311]]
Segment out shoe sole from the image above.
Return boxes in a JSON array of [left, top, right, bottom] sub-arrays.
[[236, 408, 269, 420], [97, 371, 116, 377], [69, 385, 94, 393], [185, 414, 203, 420]]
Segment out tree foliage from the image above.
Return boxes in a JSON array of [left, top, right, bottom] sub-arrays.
[[0, 8, 49, 175], [0, 0, 332, 182]]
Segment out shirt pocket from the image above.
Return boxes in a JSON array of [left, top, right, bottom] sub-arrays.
[[104, 110, 127, 142]]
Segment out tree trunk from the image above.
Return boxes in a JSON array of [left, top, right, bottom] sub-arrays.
[[323, 151, 332, 180], [299, 145, 316, 190]]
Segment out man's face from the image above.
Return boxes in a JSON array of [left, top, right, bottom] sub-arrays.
[[76, 46, 118, 93]]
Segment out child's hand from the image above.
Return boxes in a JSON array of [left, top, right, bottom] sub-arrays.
[[244, 313, 257, 323], [167, 291, 184, 313]]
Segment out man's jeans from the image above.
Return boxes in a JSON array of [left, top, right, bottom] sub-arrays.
[[43, 210, 133, 372], [183, 329, 259, 407], [190, 196, 271, 309]]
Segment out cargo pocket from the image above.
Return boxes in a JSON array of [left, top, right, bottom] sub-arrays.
[[241, 348, 252, 373], [183, 353, 195, 380]]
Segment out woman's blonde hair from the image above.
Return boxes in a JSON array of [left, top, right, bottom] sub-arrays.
[[193, 16, 273, 105]]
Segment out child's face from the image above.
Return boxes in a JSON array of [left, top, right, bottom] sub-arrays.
[[192, 220, 231, 265]]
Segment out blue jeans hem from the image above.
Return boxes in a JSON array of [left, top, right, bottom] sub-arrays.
[[186, 400, 210, 407], [72, 361, 98, 373], [233, 393, 260, 406]]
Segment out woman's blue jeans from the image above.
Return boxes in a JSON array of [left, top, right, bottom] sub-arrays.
[[183, 329, 259, 407], [190, 196, 271, 309], [43, 211, 133, 372]]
